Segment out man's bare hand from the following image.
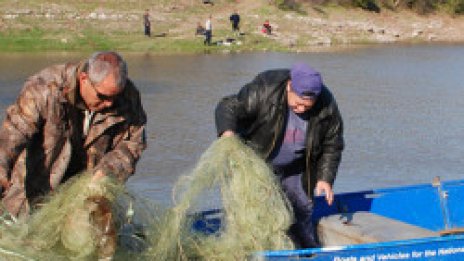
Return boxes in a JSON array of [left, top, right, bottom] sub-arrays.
[[92, 169, 106, 183], [221, 130, 235, 137], [315, 180, 334, 205]]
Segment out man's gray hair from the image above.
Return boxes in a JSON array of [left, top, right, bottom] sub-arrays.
[[84, 51, 128, 91]]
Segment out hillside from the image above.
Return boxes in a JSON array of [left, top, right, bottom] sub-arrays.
[[1, 0, 464, 53]]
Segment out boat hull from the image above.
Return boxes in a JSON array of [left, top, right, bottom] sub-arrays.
[[192, 179, 464, 260]]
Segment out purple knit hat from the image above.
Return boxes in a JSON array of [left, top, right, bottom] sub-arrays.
[[290, 62, 322, 98]]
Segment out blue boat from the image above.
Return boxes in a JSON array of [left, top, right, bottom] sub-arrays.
[[193, 177, 464, 260]]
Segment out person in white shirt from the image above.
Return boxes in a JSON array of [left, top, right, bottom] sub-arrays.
[[204, 15, 212, 46]]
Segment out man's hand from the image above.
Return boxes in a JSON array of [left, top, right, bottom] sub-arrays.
[[221, 130, 235, 137], [92, 169, 106, 183], [315, 180, 334, 206]]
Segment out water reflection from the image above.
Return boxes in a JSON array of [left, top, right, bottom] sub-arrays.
[[0, 44, 463, 206]]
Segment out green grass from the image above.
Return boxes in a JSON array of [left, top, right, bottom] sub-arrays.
[[0, 29, 120, 52], [0, 17, 290, 54]]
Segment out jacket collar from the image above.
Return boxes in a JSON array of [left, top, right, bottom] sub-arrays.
[[61, 61, 87, 110]]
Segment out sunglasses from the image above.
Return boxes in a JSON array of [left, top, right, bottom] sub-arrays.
[[89, 81, 117, 101]]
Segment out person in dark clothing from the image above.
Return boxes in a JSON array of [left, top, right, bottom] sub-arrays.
[[229, 10, 240, 33], [143, 9, 151, 37], [196, 22, 206, 36], [215, 62, 344, 248], [204, 15, 212, 46]]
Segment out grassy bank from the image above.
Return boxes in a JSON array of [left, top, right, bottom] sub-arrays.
[[0, 29, 289, 54], [1, 0, 463, 54], [0, 1, 286, 53]]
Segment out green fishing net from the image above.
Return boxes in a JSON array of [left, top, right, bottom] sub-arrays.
[[0, 172, 125, 260], [145, 136, 295, 260], [0, 136, 294, 260]]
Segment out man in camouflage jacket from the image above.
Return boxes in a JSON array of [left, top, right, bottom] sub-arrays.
[[0, 51, 147, 219]]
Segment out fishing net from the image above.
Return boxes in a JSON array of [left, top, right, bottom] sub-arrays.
[[145, 136, 295, 260], [0, 136, 294, 260], [0, 172, 126, 260]]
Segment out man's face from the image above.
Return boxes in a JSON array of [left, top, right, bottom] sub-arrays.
[[79, 72, 122, 112], [286, 81, 317, 114]]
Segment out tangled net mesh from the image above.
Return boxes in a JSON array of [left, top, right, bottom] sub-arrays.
[[0, 172, 126, 260], [145, 136, 294, 260], [0, 136, 294, 260]]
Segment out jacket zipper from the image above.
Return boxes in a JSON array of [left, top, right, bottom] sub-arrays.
[[306, 118, 313, 195]]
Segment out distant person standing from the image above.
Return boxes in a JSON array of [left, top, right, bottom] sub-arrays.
[[204, 15, 212, 46], [143, 9, 151, 37], [229, 10, 240, 34]]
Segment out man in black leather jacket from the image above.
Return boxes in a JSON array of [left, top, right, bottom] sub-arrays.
[[215, 62, 344, 248]]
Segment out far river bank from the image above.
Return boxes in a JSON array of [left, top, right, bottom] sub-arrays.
[[1, 1, 464, 54]]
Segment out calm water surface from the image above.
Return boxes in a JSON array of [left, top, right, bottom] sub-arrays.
[[0, 44, 463, 206]]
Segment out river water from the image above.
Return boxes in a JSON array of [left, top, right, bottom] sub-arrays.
[[0, 44, 463, 206]]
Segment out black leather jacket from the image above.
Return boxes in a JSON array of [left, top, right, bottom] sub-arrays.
[[215, 69, 344, 196]]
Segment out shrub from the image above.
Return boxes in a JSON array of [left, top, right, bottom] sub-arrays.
[[447, 0, 464, 13], [354, 0, 381, 11]]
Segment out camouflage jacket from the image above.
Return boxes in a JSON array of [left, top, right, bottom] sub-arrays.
[[0, 62, 147, 218]]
